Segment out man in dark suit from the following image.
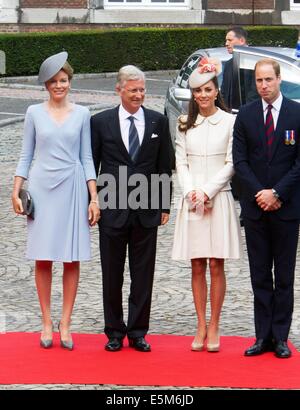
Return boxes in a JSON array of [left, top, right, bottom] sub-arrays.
[[91, 65, 174, 352], [233, 58, 300, 358], [221, 27, 251, 208], [221, 26, 248, 111]]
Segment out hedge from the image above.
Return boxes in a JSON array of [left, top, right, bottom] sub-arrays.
[[0, 26, 298, 77]]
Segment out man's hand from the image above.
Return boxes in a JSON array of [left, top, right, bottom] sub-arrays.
[[255, 189, 282, 211], [161, 213, 169, 225]]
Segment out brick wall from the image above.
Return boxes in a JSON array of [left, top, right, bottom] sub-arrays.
[[0, 25, 20, 33], [20, 0, 88, 8], [207, 0, 275, 9]]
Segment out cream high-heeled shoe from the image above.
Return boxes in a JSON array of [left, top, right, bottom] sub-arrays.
[[191, 340, 204, 351], [191, 331, 207, 352], [207, 329, 220, 352]]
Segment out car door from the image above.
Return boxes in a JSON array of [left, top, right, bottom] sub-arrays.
[[233, 46, 300, 107]]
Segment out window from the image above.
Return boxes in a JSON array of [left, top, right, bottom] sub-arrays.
[[176, 53, 226, 90], [290, 0, 300, 10], [104, 0, 190, 8], [239, 51, 300, 103], [177, 54, 201, 88]]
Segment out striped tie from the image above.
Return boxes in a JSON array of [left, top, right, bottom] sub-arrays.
[[128, 116, 140, 162], [265, 104, 275, 159]]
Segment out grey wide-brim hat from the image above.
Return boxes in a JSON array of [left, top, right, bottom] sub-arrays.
[[38, 51, 68, 84]]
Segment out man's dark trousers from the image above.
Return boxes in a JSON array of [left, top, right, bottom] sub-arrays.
[[99, 211, 157, 339], [243, 213, 299, 342]]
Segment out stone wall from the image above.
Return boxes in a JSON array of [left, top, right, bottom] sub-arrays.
[[0, 0, 295, 31]]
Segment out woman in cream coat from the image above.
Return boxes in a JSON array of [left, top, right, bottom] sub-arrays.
[[172, 58, 242, 352]]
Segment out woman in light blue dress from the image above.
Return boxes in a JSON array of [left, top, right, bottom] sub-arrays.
[[11, 52, 100, 350]]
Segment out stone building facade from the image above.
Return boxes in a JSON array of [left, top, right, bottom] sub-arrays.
[[0, 0, 298, 32]]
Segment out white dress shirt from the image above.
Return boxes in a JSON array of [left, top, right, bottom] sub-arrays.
[[118, 105, 145, 151], [262, 93, 283, 130]]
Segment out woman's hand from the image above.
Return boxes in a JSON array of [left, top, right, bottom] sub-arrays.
[[12, 176, 25, 215], [88, 201, 100, 226], [11, 195, 24, 215], [186, 190, 206, 209], [186, 190, 211, 215], [186, 190, 197, 210], [87, 180, 100, 226]]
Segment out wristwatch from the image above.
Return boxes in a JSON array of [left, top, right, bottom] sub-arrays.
[[272, 189, 280, 199]]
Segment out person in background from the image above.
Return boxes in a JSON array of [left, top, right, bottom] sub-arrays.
[[221, 26, 248, 111], [221, 26, 256, 219]]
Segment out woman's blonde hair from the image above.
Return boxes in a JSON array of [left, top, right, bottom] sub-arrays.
[[62, 61, 74, 80]]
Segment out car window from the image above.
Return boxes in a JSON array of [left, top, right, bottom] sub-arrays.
[[237, 51, 300, 104], [241, 69, 300, 102], [219, 62, 228, 88], [281, 81, 300, 100], [176, 54, 202, 88], [239, 68, 259, 104]]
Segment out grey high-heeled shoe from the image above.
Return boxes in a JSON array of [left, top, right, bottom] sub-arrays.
[[40, 338, 53, 349], [58, 322, 74, 351], [40, 324, 53, 349]]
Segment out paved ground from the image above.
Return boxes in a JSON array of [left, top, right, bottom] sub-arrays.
[[0, 81, 300, 390]]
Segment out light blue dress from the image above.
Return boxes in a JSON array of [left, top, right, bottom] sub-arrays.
[[15, 103, 96, 262]]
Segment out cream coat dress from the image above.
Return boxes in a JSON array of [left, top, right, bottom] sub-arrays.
[[172, 108, 242, 261]]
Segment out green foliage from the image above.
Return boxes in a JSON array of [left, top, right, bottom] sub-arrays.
[[0, 26, 298, 76]]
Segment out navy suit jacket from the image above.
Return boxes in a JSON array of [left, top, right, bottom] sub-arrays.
[[233, 97, 300, 220], [91, 105, 174, 228], [221, 59, 239, 110]]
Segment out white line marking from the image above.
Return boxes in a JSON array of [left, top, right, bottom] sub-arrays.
[[0, 112, 24, 116]]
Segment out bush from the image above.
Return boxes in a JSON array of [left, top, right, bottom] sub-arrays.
[[0, 26, 298, 76]]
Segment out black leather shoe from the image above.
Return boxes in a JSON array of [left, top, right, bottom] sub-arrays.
[[274, 341, 291, 358], [105, 337, 123, 352], [128, 337, 151, 352], [244, 339, 274, 356]]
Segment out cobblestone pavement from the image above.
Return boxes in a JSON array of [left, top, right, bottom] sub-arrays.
[[0, 87, 300, 390]]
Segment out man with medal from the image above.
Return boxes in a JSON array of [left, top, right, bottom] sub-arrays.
[[233, 58, 300, 359]]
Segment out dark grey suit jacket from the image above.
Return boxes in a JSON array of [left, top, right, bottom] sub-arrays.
[[91, 105, 174, 228]]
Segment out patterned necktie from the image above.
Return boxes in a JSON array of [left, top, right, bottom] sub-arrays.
[[128, 116, 140, 162], [265, 104, 275, 159]]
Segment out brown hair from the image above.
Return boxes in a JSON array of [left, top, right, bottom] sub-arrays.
[[62, 61, 74, 80], [226, 26, 248, 42], [178, 76, 229, 133], [255, 58, 280, 77]]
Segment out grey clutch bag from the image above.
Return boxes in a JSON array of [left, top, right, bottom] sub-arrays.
[[19, 189, 34, 219]]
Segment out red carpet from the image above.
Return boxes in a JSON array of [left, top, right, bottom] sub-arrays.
[[0, 333, 300, 388]]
